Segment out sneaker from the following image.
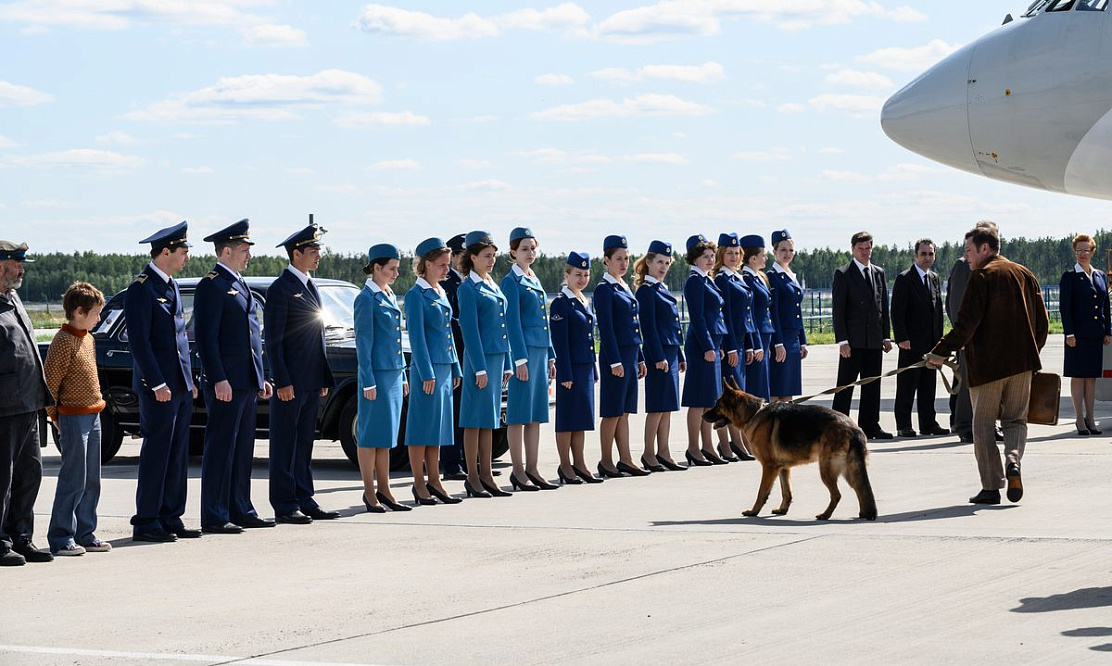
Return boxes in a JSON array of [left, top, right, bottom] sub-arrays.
[[12, 538, 53, 563], [80, 539, 112, 553], [53, 543, 86, 557]]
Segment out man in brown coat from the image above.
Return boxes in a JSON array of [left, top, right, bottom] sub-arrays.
[[927, 225, 1048, 505]]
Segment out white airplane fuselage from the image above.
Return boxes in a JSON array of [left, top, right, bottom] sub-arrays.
[[882, 4, 1112, 199]]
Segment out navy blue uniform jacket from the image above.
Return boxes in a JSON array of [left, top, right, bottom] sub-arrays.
[[263, 270, 335, 391], [194, 264, 264, 390], [636, 280, 686, 366], [125, 265, 193, 392], [550, 292, 597, 382], [1060, 268, 1112, 339]]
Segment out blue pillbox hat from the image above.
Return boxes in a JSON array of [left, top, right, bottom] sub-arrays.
[[602, 234, 627, 250], [367, 243, 400, 263], [686, 234, 709, 252], [739, 234, 765, 249], [647, 240, 672, 256], [464, 230, 495, 247], [415, 237, 448, 258], [566, 251, 590, 269], [718, 232, 740, 248], [771, 229, 792, 247], [509, 227, 535, 243]]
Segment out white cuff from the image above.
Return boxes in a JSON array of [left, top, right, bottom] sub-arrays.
[[837, 340, 848, 346], [514, 358, 528, 367], [364, 385, 375, 391], [774, 344, 785, 349], [1066, 334, 1076, 339], [475, 370, 487, 377], [727, 349, 737, 355], [610, 362, 622, 370], [152, 383, 167, 392]]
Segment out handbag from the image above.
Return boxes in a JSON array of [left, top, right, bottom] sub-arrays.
[[1027, 371, 1061, 426]]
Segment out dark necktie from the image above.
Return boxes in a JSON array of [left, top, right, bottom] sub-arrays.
[[862, 266, 873, 293]]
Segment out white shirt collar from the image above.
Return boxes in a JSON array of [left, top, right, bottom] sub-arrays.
[[914, 264, 929, 280], [416, 277, 437, 290], [644, 275, 660, 285], [768, 263, 784, 274], [147, 262, 171, 284], [511, 263, 529, 278], [365, 279, 384, 294], [603, 272, 630, 291], [772, 262, 797, 282], [561, 286, 579, 300], [742, 265, 760, 277], [691, 266, 709, 278], [286, 264, 310, 286], [468, 270, 494, 286], [852, 258, 871, 272], [217, 261, 241, 279], [721, 266, 739, 277]]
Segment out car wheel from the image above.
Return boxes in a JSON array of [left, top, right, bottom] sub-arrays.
[[99, 411, 126, 463], [339, 397, 360, 468]]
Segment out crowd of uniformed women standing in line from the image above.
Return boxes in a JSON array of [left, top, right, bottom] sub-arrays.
[[353, 227, 809, 509]]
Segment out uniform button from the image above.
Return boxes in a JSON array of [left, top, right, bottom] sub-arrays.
[[502, 335, 507, 339], [501, 323, 505, 327], [397, 350, 402, 354], [397, 338, 402, 343], [543, 327, 548, 331]]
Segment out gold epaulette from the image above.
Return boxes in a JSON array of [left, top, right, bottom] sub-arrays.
[[205, 271, 219, 280], [133, 273, 148, 284]]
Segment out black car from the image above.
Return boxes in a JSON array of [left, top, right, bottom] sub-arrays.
[[45, 276, 514, 469]]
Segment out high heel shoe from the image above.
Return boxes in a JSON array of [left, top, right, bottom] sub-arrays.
[[509, 473, 540, 492], [616, 460, 650, 477], [640, 455, 666, 473], [362, 493, 386, 513], [717, 448, 741, 463], [701, 449, 728, 465], [1077, 421, 1091, 436], [685, 450, 713, 467], [657, 456, 687, 471], [411, 485, 437, 506], [729, 440, 747, 459], [427, 485, 463, 504], [596, 462, 624, 479], [526, 471, 559, 490], [1086, 422, 1102, 435], [572, 465, 604, 483], [481, 479, 512, 497], [464, 480, 492, 498], [375, 491, 412, 512], [558, 467, 584, 485]]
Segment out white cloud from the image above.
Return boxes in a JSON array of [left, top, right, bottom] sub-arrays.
[[732, 147, 791, 162], [496, 3, 591, 31], [368, 159, 421, 171], [822, 162, 938, 183], [465, 179, 511, 191], [458, 158, 491, 169], [518, 148, 691, 166], [3, 148, 145, 171], [822, 170, 870, 182], [315, 184, 361, 194], [284, 167, 315, 175], [355, 3, 590, 41], [535, 73, 575, 86], [532, 93, 711, 121], [20, 199, 71, 208], [857, 39, 961, 73], [0, 0, 273, 30], [95, 130, 140, 145], [180, 166, 213, 174], [824, 69, 893, 90], [808, 93, 885, 116], [702, 179, 720, 188], [590, 62, 725, 84], [241, 24, 308, 47], [778, 102, 805, 114], [124, 70, 384, 124], [818, 147, 846, 154], [333, 111, 431, 127], [0, 80, 52, 107], [0, 135, 15, 148]]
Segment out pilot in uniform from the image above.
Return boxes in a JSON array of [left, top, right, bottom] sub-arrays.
[[194, 219, 274, 534], [680, 234, 728, 466], [265, 223, 338, 524], [438, 234, 468, 480], [740, 234, 773, 401], [125, 221, 201, 542], [767, 229, 808, 399]]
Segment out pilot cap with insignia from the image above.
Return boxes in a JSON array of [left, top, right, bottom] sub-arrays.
[[464, 230, 495, 247], [647, 240, 672, 256], [139, 221, 191, 252], [718, 232, 740, 248], [686, 234, 709, 253], [509, 227, 535, 244], [415, 237, 448, 258], [0, 241, 33, 263], [277, 223, 326, 252], [739, 234, 765, 249], [446, 234, 467, 254], [770, 229, 792, 247], [566, 251, 590, 269], [203, 219, 254, 246], [602, 235, 627, 251], [367, 243, 400, 263]]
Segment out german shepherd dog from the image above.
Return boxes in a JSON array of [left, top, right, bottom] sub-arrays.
[[703, 379, 878, 521]]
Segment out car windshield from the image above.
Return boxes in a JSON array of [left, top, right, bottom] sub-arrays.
[[319, 283, 358, 335]]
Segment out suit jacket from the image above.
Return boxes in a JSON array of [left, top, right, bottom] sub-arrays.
[[441, 268, 465, 355], [1059, 268, 1112, 340], [593, 279, 644, 362], [550, 291, 597, 382], [457, 275, 513, 374], [832, 261, 891, 349], [714, 271, 758, 354], [945, 258, 970, 326], [193, 264, 264, 390], [891, 266, 944, 354], [353, 284, 406, 390], [124, 265, 194, 392], [636, 280, 686, 365], [404, 282, 462, 383], [930, 254, 1049, 387], [500, 268, 556, 362], [683, 271, 727, 354], [263, 269, 334, 391], [0, 290, 50, 416], [743, 270, 775, 335], [768, 266, 808, 348]]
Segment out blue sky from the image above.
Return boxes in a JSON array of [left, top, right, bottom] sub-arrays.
[[1, 0, 1108, 258]]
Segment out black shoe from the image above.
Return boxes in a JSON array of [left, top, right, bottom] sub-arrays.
[[234, 515, 276, 529], [921, 425, 950, 436], [303, 506, 342, 520], [717, 449, 741, 463], [995, 429, 1004, 442], [640, 455, 666, 473], [968, 489, 1001, 505], [735, 451, 756, 462], [1077, 428, 1091, 437], [168, 527, 202, 539], [480, 479, 512, 497], [375, 492, 412, 512], [558, 467, 584, 485], [867, 430, 894, 440], [959, 433, 974, 443], [897, 429, 917, 438], [464, 480, 492, 498], [573, 465, 604, 483], [12, 539, 53, 562], [427, 485, 463, 504], [1087, 425, 1103, 435], [442, 471, 468, 481], [525, 471, 559, 490], [597, 462, 624, 478], [701, 449, 728, 465], [509, 473, 540, 491], [362, 494, 386, 513], [616, 460, 650, 477], [201, 522, 244, 535], [657, 456, 687, 471], [685, 451, 713, 467], [275, 510, 313, 525], [0, 549, 25, 566], [412, 485, 438, 506], [1006, 463, 1023, 503], [729, 441, 747, 459], [132, 528, 178, 542]]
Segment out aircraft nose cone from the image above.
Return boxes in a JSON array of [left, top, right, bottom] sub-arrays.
[[881, 49, 980, 175]]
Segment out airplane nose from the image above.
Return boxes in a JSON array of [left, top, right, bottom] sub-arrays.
[[881, 49, 980, 175]]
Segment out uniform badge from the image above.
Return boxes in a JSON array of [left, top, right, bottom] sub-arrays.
[[156, 297, 168, 303], [205, 271, 219, 280], [551, 314, 563, 321], [293, 292, 304, 298], [133, 274, 148, 284], [227, 289, 239, 296]]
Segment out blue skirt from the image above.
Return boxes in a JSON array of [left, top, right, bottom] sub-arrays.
[[645, 344, 681, 413], [461, 352, 506, 429], [556, 362, 596, 432], [745, 331, 771, 400], [769, 332, 803, 396], [1064, 336, 1103, 378], [357, 367, 403, 448], [682, 334, 723, 408], [506, 345, 551, 425], [405, 362, 454, 446], [599, 344, 640, 418]]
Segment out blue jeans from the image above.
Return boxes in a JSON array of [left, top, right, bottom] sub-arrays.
[[47, 413, 102, 551]]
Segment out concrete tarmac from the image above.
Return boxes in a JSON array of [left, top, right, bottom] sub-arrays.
[[4, 337, 1112, 665]]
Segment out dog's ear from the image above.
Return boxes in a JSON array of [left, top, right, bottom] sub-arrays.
[[725, 376, 740, 392]]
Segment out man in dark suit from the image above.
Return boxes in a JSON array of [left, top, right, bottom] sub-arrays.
[[439, 233, 468, 481], [831, 231, 893, 439], [891, 239, 948, 438], [194, 220, 275, 534], [0, 241, 54, 565], [265, 222, 338, 524], [126, 222, 202, 542]]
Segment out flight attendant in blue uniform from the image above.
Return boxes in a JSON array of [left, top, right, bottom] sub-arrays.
[[550, 252, 602, 485], [501, 227, 558, 492], [768, 229, 809, 403], [594, 235, 649, 479], [194, 219, 275, 534], [354, 243, 411, 513], [265, 222, 338, 524], [740, 234, 772, 401], [1060, 233, 1112, 434], [438, 234, 469, 481], [457, 231, 514, 498], [634, 240, 687, 472], [404, 237, 464, 506], [712, 232, 758, 462], [681, 234, 728, 467], [125, 221, 201, 542]]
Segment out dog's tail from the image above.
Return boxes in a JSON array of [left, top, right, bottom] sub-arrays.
[[847, 431, 878, 521]]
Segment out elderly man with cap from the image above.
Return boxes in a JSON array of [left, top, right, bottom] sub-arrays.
[[194, 219, 274, 534], [126, 221, 202, 543], [439, 233, 469, 481], [0, 241, 54, 565], [265, 222, 338, 524]]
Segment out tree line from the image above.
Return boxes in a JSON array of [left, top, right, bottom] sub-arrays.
[[19, 231, 1111, 304]]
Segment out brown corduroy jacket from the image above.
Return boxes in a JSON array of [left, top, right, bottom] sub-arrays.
[[930, 254, 1049, 387]]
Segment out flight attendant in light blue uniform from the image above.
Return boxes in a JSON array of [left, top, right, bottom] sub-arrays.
[[634, 240, 687, 473], [594, 235, 649, 479], [740, 234, 772, 401], [768, 229, 809, 402], [501, 227, 558, 492], [458, 231, 514, 498], [681, 234, 728, 467], [713, 232, 759, 462], [404, 237, 464, 506], [353, 244, 411, 514], [550, 252, 602, 485]]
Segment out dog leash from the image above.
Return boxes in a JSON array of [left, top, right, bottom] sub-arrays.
[[791, 356, 961, 405]]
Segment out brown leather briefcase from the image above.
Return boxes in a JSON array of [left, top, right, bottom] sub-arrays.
[[1027, 372, 1061, 426]]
